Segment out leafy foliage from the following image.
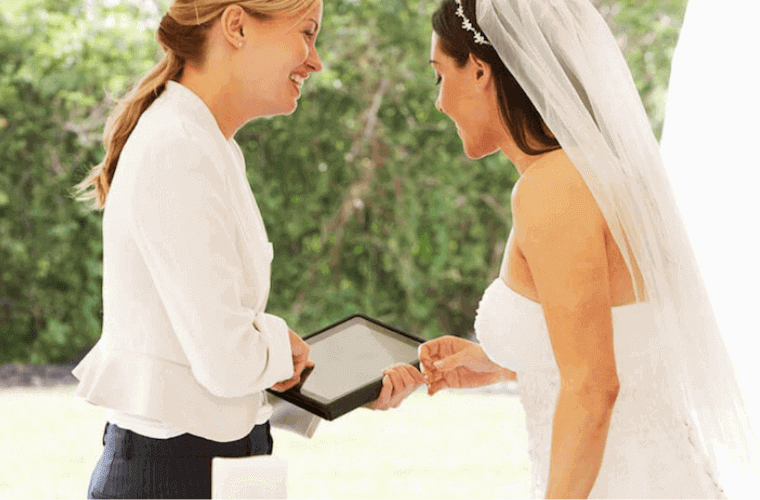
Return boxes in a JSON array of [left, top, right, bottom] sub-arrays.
[[0, 0, 686, 364]]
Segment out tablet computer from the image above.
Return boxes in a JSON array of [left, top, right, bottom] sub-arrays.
[[266, 314, 424, 420]]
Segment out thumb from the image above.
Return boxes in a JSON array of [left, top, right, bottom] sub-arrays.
[[433, 349, 469, 372]]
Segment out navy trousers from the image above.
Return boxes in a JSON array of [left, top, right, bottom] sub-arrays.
[[87, 422, 274, 499]]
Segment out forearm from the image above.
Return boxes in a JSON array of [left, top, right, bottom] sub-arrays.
[[545, 388, 616, 498], [499, 367, 517, 381]]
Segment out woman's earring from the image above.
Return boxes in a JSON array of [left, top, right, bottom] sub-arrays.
[[238, 42, 243, 48]]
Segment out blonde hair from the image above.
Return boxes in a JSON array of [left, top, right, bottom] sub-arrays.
[[76, 0, 318, 209]]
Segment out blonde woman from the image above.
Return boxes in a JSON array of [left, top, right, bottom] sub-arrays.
[[72, 0, 422, 497]]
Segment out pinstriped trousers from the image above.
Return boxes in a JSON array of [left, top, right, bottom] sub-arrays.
[[87, 422, 273, 499]]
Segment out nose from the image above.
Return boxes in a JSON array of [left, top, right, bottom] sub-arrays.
[[435, 95, 444, 114], [307, 46, 323, 74]]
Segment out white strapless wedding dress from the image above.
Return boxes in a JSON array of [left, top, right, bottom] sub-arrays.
[[474, 277, 726, 499]]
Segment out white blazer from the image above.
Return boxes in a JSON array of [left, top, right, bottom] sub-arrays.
[[72, 81, 294, 442]]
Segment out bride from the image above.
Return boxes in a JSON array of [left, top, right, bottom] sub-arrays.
[[411, 0, 759, 497]]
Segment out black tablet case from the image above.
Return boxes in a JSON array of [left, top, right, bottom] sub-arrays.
[[266, 314, 423, 420]]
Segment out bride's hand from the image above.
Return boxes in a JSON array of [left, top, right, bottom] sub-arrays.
[[419, 336, 515, 395]]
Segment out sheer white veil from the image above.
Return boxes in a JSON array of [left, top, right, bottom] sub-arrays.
[[474, 0, 759, 494]]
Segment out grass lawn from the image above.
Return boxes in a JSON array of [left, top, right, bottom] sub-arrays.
[[0, 383, 530, 499]]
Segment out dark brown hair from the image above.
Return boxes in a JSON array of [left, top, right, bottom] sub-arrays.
[[75, 0, 317, 210], [432, 0, 560, 156]]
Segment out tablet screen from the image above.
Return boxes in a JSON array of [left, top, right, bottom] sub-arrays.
[[299, 316, 420, 403]]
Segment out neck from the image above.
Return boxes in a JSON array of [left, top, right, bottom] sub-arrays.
[[178, 64, 241, 140], [499, 137, 556, 176]]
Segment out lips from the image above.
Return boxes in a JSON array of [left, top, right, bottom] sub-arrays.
[[289, 73, 306, 97]]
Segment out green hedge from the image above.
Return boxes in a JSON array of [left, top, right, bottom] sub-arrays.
[[0, 0, 686, 364]]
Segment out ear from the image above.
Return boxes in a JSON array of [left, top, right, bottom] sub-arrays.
[[219, 4, 248, 49], [468, 53, 492, 90]]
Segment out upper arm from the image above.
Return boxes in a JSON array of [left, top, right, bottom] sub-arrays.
[[129, 135, 241, 308], [512, 163, 620, 398], [127, 132, 292, 397]]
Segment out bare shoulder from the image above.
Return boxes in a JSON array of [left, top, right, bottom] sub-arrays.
[[512, 149, 605, 235]]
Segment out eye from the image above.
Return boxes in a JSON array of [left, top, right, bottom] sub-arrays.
[[303, 23, 318, 41], [435, 74, 442, 85]]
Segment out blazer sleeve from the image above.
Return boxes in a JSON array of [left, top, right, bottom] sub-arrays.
[[127, 133, 294, 399]]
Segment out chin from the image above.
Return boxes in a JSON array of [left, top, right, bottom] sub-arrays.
[[274, 106, 297, 117], [459, 128, 500, 159], [259, 101, 298, 118], [280, 94, 301, 116], [463, 141, 500, 160]]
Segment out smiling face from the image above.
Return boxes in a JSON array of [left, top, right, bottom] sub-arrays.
[[232, 0, 324, 117], [429, 31, 505, 159]]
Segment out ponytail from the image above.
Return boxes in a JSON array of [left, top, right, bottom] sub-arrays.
[[75, 52, 184, 209]]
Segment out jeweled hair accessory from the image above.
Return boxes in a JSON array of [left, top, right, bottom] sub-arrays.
[[455, 0, 492, 46]]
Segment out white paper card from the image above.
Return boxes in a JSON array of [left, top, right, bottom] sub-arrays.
[[212, 455, 287, 499]]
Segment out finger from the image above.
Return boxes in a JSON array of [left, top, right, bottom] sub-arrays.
[[385, 366, 407, 392], [418, 343, 434, 367], [390, 368, 424, 408], [433, 348, 469, 373], [291, 360, 306, 381], [419, 341, 445, 373], [369, 374, 393, 410], [293, 352, 315, 375], [428, 379, 448, 396], [395, 365, 417, 389], [381, 362, 406, 374], [421, 364, 444, 386], [382, 367, 414, 400], [271, 369, 297, 390], [404, 364, 426, 385], [419, 357, 435, 374], [271, 378, 297, 392], [419, 340, 442, 365], [420, 362, 439, 384], [293, 347, 310, 366], [297, 343, 311, 362]]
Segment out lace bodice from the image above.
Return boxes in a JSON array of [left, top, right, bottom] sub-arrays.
[[474, 278, 726, 499]]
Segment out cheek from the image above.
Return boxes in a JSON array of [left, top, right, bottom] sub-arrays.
[[441, 82, 466, 122], [290, 38, 310, 65], [251, 41, 305, 77]]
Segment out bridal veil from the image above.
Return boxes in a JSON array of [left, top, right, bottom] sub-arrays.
[[475, 0, 759, 494]]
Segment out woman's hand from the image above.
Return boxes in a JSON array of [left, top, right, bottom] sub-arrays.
[[271, 330, 315, 392], [366, 363, 426, 410], [419, 336, 515, 395]]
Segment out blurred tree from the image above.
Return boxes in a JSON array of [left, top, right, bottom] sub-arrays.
[[0, 0, 163, 363], [0, 0, 687, 364]]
